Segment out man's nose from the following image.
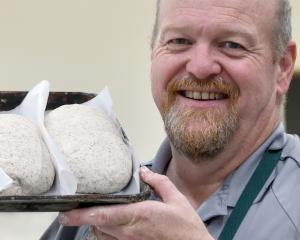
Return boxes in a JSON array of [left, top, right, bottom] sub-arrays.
[[185, 44, 222, 79]]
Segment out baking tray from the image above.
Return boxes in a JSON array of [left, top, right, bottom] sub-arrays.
[[0, 91, 97, 111], [0, 183, 151, 212], [0, 91, 152, 211]]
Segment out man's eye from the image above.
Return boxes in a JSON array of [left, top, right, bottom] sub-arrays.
[[168, 38, 192, 45], [223, 41, 244, 50]]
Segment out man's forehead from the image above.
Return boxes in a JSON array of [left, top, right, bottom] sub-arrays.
[[158, 0, 277, 30], [159, 0, 275, 15]]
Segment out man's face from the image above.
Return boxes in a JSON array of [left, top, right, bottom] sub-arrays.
[[151, 0, 289, 160]]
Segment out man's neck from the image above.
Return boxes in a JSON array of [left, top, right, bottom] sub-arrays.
[[166, 151, 229, 208]]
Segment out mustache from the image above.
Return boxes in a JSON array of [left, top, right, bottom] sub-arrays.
[[166, 75, 239, 100]]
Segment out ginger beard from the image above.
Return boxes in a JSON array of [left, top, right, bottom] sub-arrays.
[[162, 77, 239, 161]]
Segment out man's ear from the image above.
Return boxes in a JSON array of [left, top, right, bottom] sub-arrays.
[[276, 41, 297, 97]]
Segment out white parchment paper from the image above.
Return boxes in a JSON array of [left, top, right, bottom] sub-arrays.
[[0, 80, 77, 195], [0, 169, 13, 191], [83, 87, 140, 194], [0, 81, 51, 192], [44, 86, 141, 195], [0, 81, 140, 195]]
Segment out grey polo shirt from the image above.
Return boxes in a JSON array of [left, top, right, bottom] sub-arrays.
[[41, 124, 300, 239], [150, 123, 300, 239]]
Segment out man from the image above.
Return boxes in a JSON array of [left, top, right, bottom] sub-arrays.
[[42, 0, 299, 239]]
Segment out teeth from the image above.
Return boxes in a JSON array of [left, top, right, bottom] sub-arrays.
[[186, 91, 194, 99], [183, 91, 226, 100], [202, 92, 209, 100], [193, 92, 201, 99]]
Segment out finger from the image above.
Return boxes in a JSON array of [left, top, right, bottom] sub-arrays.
[[92, 226, 118, 240], [59, 204, 133, 227], [140, 166, 186, 204]]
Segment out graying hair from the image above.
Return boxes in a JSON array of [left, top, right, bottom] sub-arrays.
[[151, 0, 292, 61], [151, 0, 160, 50], [273, 0, 292, 61]]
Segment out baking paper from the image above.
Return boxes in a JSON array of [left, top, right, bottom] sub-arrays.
[[0, 80, 77, 195], [84, 87, 140, 194], [0, 81, 53, 192], [0, 168, 13, 191], [0, 81, 140, 195]]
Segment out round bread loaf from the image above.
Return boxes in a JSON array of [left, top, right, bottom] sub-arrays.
[[45, 104, 132, 194], [0, 114, 55, 195]]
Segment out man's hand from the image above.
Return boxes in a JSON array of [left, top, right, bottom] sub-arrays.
[[59, 167, 214, 240]]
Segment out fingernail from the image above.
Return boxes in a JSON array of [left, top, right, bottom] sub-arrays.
[[140, 166, 154, 177], [58, 213, 69, 225]]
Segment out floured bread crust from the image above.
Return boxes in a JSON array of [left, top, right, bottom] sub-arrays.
[[0, 114, 55, 195], [45, 104, 132, 194]]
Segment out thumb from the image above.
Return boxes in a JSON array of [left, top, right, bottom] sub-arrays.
[[140, 166, 186, 204]]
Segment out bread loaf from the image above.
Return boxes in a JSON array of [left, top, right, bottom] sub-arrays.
[[45, 104, 132, 194], [0, 114, 55, 195]]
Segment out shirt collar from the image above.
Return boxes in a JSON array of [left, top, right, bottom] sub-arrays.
[[150, 137, 172, 175]]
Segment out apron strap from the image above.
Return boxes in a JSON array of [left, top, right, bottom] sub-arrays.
[[218, 149, 282, 240]]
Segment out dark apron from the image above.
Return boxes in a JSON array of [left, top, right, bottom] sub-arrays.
[[219, 149, 282, 240]]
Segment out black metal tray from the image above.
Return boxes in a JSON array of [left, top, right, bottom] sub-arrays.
[[0, 183, 151, 212], [0, 91, 97, 110], [0, 91, 151, 212]]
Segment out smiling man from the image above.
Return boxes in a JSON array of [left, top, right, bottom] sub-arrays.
[[42, 0, 299, 239]]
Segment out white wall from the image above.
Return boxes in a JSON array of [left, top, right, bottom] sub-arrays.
[[0, 0, 162, 162], [0, 1, 299, 239], [0, 1, 160, 239]]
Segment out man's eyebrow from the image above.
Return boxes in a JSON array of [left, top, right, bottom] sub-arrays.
[[159, 24, 257, 45], [159, 25, 190, 40], [218, 28, 257, 46]]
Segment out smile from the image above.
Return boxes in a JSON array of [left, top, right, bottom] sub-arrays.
[[180, 91, 228, 101]]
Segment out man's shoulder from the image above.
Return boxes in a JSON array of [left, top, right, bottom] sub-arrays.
[[282, 133, 300, 164], [271, 134, 300, 231]]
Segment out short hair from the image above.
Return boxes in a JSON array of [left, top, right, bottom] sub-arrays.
[[151, 0, 292, 61], [151, 0, 160, 50], [273, 0, 292, 61]]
